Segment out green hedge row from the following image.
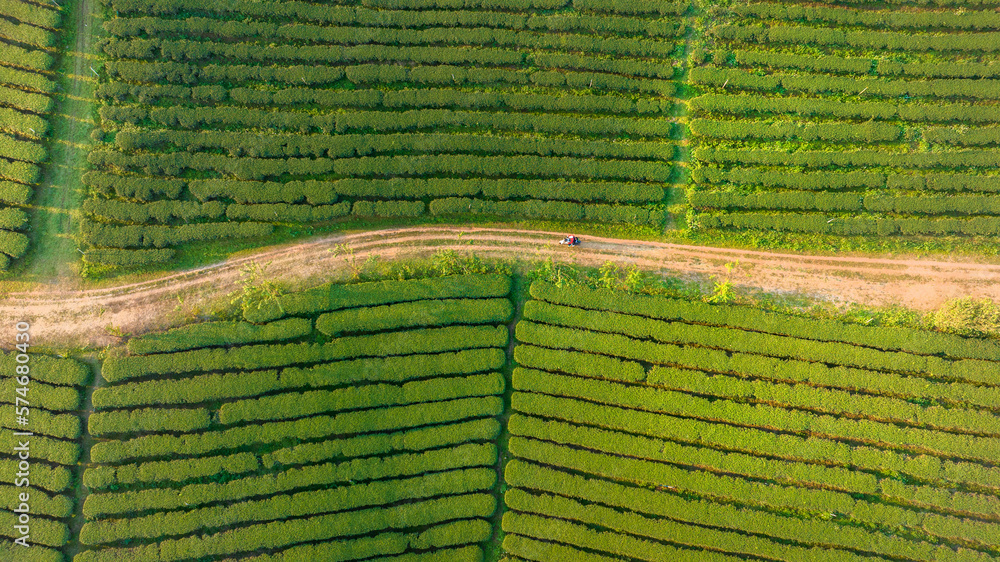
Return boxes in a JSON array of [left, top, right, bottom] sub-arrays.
[[650, 366, 1000, 441], [511, 395, 878, 497], [84, 198, 225, 224], [106, 7, 681, 38], [529, 281, 1000, 361], [103, 325, 507, 382], [429, 197, 666, 225], [0, 17, 54, 47], [513, 384, 1000, 493], [717, 22, 1000, 53], [731, 49, 1000, 81], [85, 444, 495, 519], [522, 300, 998, 384], [0, 160, 39, 185], [733, 1, 1000, 30], [0, 485, 72, 519], [117, 129, 674, 160], [692, 167, 885, 191], [0, 379, 80, 411], [0, 353, 88, 386], [128, 317, 311, 355], [74, 493, 496, 562], [105, 105, 674, 139], [0, 43, 51, 72], [0, 459, 70, 494], [83, 248, 175, 268], [0, 407, 78, 440], [692, 65, 1000, 101], [81, 220, 273, 249], [89, 407, 211, 436], [247, 273, 510, 322], [693, 190, 1000, 216], [261, 417, 500, 469], [505, 460, 967, 562], [218, 373, 504, 425], [84, 452, 259, 491], [695, 210, 1000, 236], [0, 433, 78, 466], [0, 511, 67, 548], [513, 350, 1000, 466], [189, 177, 664, 205], [96, 348, 503, 409], [0, 0, 60, 28], [244, 537, 483, 562], [227, 202, 352, 222], [514, 344, 645, 382], [0, 132, 44, 164], [690, 118, 902, 143], [106, 59, 675, 95], [83, 171, 184, 200], [90, 396, 503, 463], [0, 180, 31, 205], [690, 92, 1000, 125], [316, 297, 512, 336], [695, 145, 1000, 169]]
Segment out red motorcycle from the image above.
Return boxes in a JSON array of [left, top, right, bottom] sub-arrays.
[[559, 235, 580, 246]]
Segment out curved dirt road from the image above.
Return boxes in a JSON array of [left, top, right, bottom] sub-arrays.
[[6, 226, 1000, 348]]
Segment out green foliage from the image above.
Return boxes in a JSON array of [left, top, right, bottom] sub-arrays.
[[934, 297, 1000, 337]]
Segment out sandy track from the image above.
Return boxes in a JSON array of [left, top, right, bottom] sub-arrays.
[[5, 226, 1000, 348]]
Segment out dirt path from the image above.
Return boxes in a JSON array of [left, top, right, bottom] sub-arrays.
[[4, 226, 1000, 348]]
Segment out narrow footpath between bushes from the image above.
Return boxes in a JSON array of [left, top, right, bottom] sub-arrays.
[[4, 226, 1000, 348]]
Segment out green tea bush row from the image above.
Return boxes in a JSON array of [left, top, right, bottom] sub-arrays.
[[83, 248, 175, 268], [106, 8, 681, 37], [505, 510, 726, 562], [316, 297, 512, 336], [693, 190, 1000, 216], [226, 202, 351, 222], [262, 417, 500, 469], [117, 129, 674, 160], [514, 344, 645, 382], [0, 107, 47, 138], [83, 198, 225, 224], [733, 1, 1000, 30], [0, 42, 51, 72], [0, 408, 78, 440], [0, 230, 32, 258], [0, 133, 44, 164], [731, 49, 1000, 81], [513, 358, 1000, 466], [690, 92, 1000, 125], [247, 273, 510, 322], [0, 353, 88, 386], [695, 211, 1000, 236], [0, 380, 80, 412], [521, 301, 992, 382], [0, 459, 70, 493], [103, 325, 506, 382], [0, 485, 71, 519], [83, 171, 184, 200], [0, 18, 54, 47], [715, 23, 1000, 53], [0, 0, 60, 29], [692, 167, 886, 191], [649, 366, 1000, 438], [0, 160, 39, 185], [692, 65, 1000, 102], [429, 197, 666, 225], [512, 392, 879, 496], [0, 84, 51, 115], [531, 280, 1000, 368], [128, 318, 311, 355], [86, 444, 495, 518], [695, 146, 1000, 169], [84, 452, 259, 491], [110, 106, 676, 139], [218, 373, 504, 425], [0, 207, 27, 230], [0, 433, 78, 466], [507, 489, 871, 562], [81, 220, 273, 249], [189, 177, 663, 205], [90, 396, 503, 463], [505, 460, 970, 562], [690, 118, 902, 143], [74, 493, 495, 562], [96, 349, 503, 409], [0, 511, 67, 548], [0, 181, 31, 205], [89, 407, 211, 436]]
